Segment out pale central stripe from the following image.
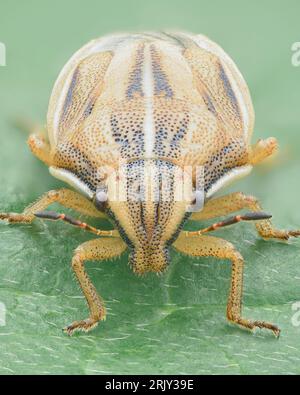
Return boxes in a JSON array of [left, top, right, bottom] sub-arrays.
[[142, 44, 155, 158]]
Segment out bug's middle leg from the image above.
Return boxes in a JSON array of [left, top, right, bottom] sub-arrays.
[[64, 237, 127, 335], [0, 188, 104, 223], [191, 192, 300, 240], [173, 233, 280, 336]]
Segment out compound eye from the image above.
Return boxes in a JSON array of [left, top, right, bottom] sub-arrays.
[[94, 187, 108, 211]]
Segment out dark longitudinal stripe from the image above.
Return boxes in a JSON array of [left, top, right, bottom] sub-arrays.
[[219, 63, 240, 116], [150, 45, 173, 98], [61, 67, 79, 122], [126, 45, 144, 99], [110, 114, 122, 143], [203, 93, 217, 115], [82, 98, 96, 117]]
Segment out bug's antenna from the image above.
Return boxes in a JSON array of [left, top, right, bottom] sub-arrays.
[[34, 210, 114, 237], [187, 212, 272, 236]]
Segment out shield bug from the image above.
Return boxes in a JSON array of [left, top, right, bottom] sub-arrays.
[[1, 32, 298, 336]]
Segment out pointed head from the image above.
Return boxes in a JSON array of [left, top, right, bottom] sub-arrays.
[[97, 159, 197, 274]]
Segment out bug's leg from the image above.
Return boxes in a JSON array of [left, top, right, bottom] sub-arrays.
[[173, 233, 280, 336], [249, 137, 278, 166], [0, 188, 104, 223], [191, 191, 300, 240], [191, 192, 264, 221], [13, 117, 52, 165], [27, 133, 52, 166], [245, 195, 300, 240], [64, 237, 127, 335]]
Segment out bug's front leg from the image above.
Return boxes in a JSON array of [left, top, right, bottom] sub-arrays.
[[173, 232, 280, 337], [65, 237, 127, 335], [0, 188, 104, 223]]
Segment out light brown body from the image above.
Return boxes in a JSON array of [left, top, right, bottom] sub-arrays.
[[1, 32, 299, 335]]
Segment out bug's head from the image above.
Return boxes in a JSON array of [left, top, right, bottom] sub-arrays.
[[94, 159, 199, 274]]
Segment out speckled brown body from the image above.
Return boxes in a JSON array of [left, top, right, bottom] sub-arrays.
[[46, 32, 255, 274], [1, 32, 298, 335]]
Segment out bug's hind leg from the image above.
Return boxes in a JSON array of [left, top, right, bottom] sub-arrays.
[[0, 188, 104, 223], [64, 237, 127, 335], [173, 233, 280, 337]]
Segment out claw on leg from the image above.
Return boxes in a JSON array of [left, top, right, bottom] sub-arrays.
[[288, 230, 300, 238], [63, 238, 127, 335], [63, 317, 104, 336], [228, 315, 281, 338], [259, 228, 300, 241], [0, 212, 33, 223], [173, 232, 281, 337]]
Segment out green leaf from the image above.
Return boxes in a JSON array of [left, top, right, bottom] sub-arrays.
[[1, 0, 300, 375]]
